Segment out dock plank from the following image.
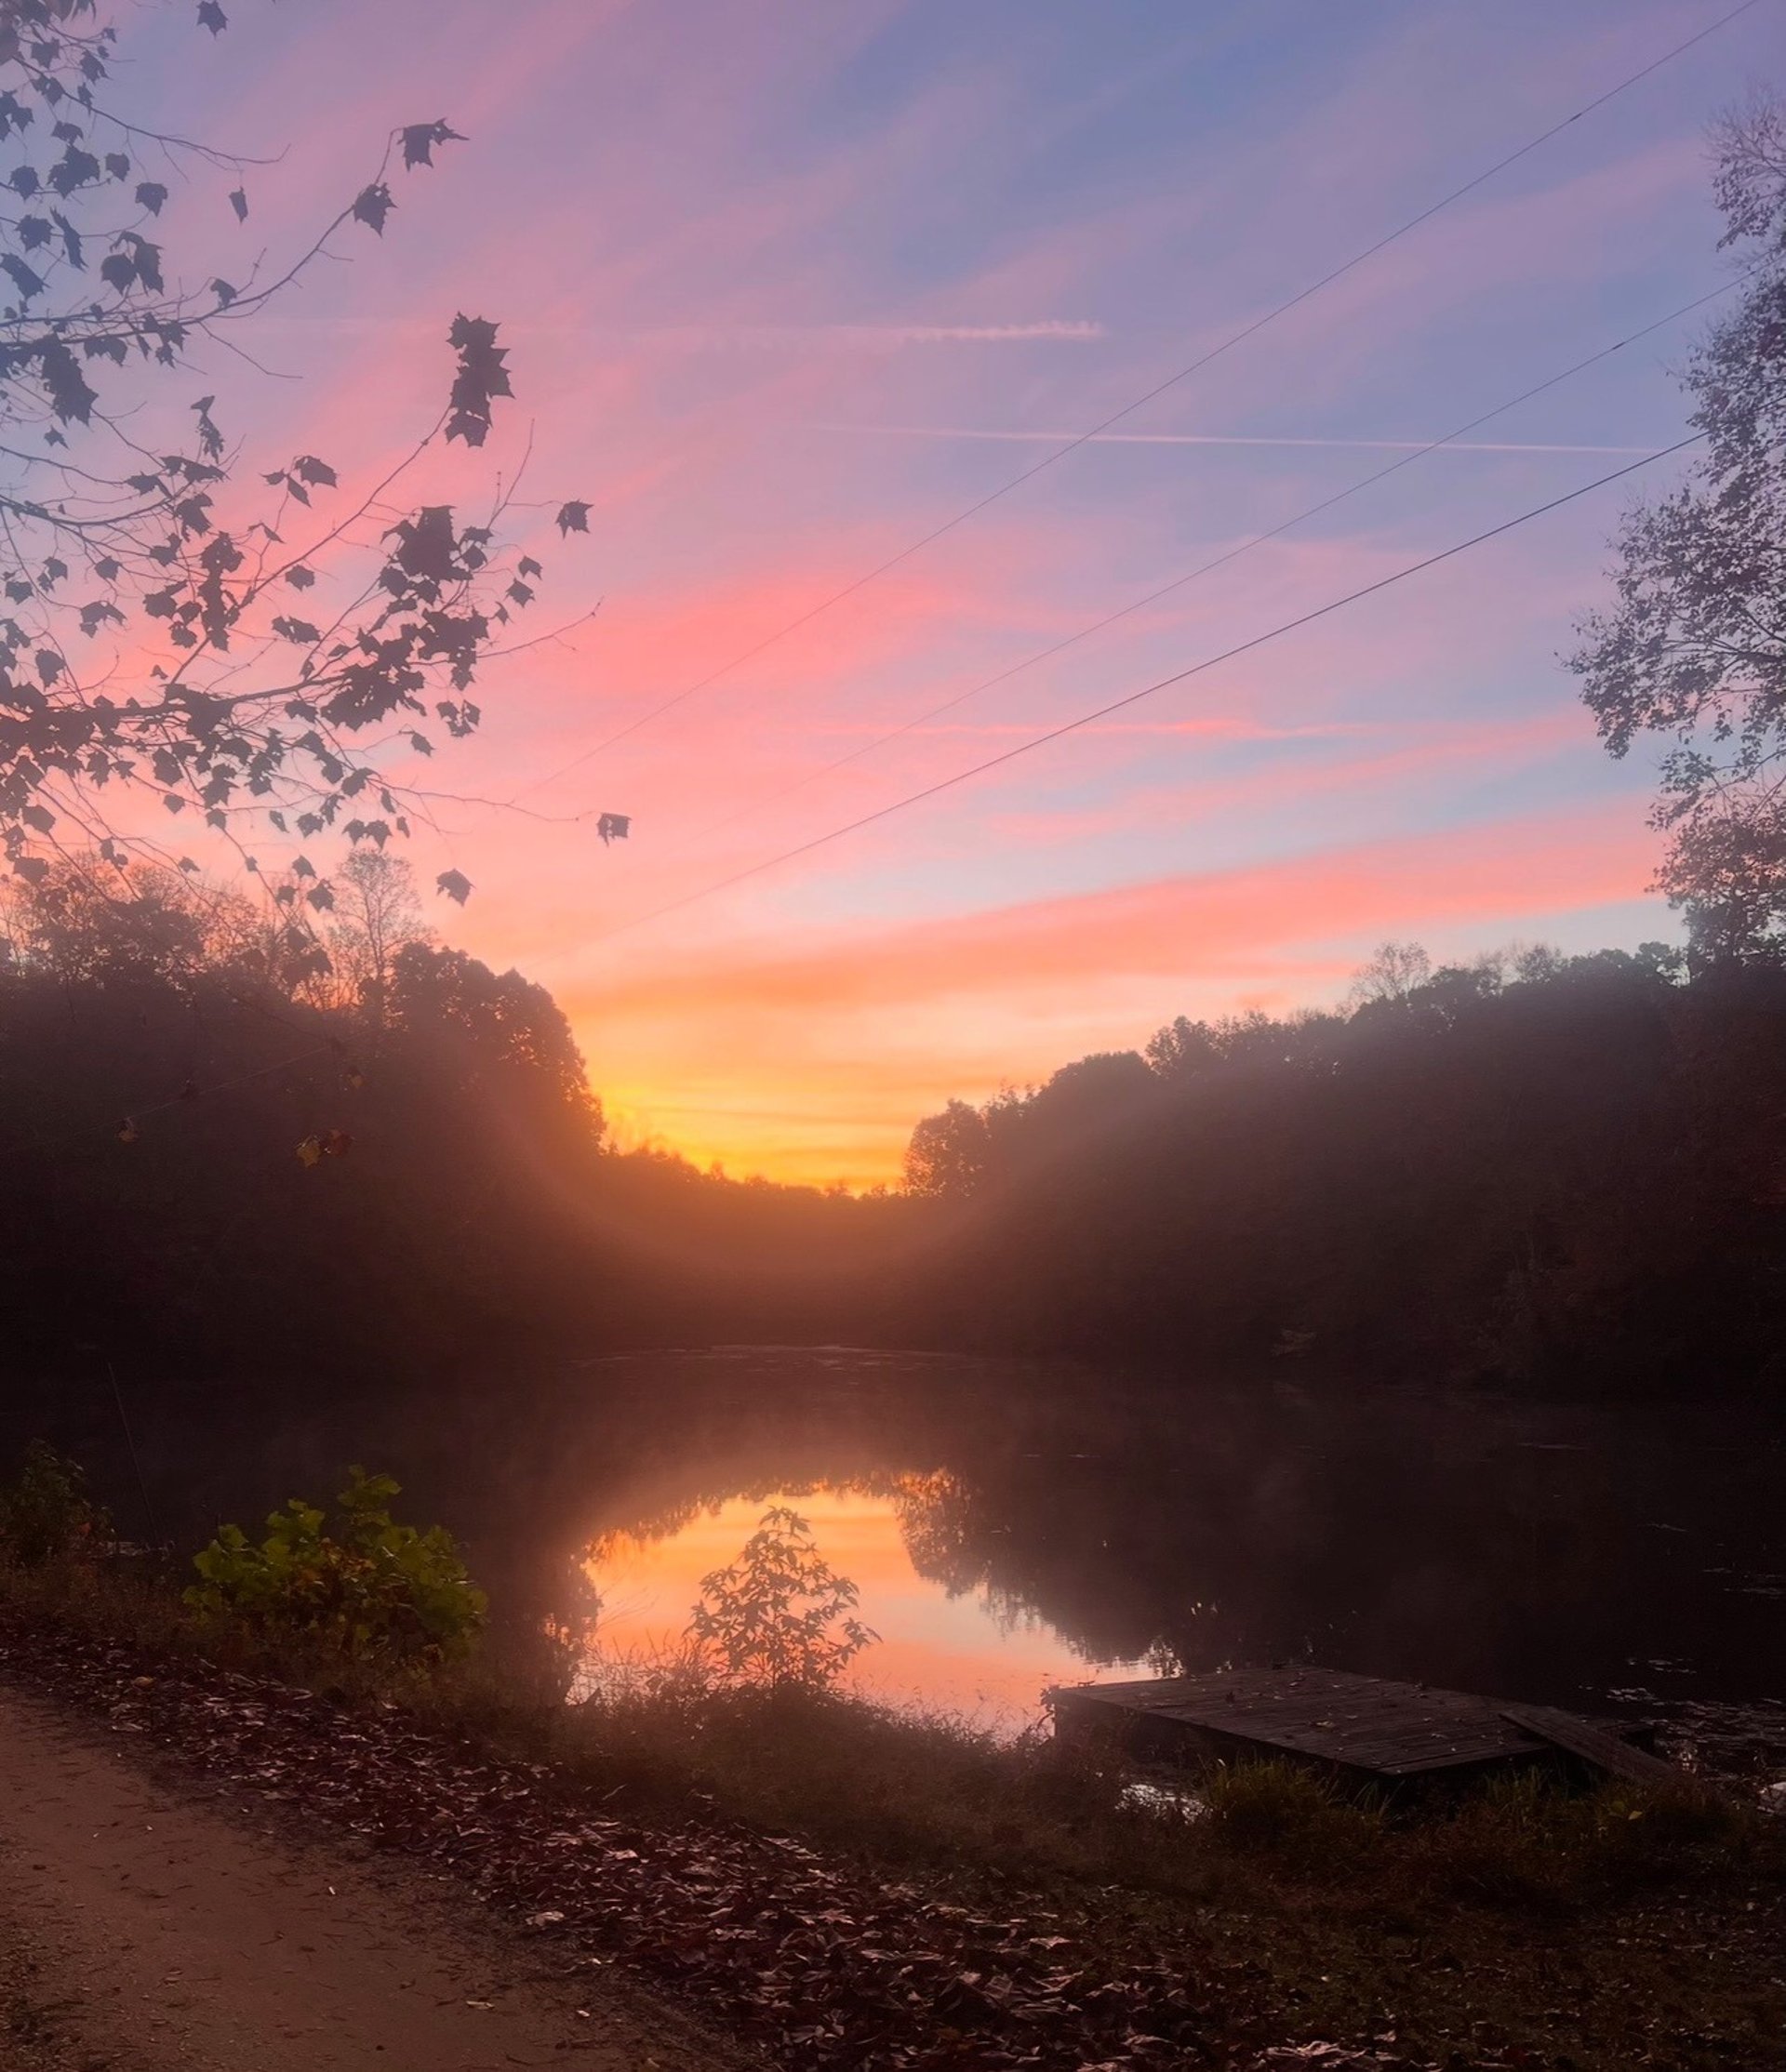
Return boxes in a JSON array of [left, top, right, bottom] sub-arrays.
[[1499, 1703, 1681, 1786], [1053, 1667, 1655, 1785]]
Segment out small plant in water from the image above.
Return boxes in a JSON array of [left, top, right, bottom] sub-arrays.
[[187, 1466, 486, 1662], [688, 1505, 878, 1693], [0, 1442, 112, 1568]]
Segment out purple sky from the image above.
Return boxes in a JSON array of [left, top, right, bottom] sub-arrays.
[[100, 0, 1782, 1180]]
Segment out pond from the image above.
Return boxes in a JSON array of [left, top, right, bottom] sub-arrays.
[[581, 1479, 1148, 1721], [25, 1347, 1786, 1765]]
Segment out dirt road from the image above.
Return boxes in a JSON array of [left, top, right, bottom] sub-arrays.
[[0, 1689, 746, 2072]]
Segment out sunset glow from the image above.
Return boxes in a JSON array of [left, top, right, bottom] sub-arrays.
[[110, 0, 1777, 1184], [584, 1481, 1139, 1725]]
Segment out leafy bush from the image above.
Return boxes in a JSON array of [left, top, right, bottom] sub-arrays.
[[186, 1467, 485, 1661], [0, 1443, 113, 1568], [687, 1506, 877, 1693]]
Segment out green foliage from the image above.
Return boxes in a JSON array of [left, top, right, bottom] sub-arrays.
[[186, 1467, 485, 1661], [0, 1442, 111, 1568], [687, 1506, 877, 1693]]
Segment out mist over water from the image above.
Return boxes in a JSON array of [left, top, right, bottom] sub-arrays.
[[24, 1348, 1785, 1756]]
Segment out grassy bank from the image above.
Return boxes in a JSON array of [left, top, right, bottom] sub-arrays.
[[3, 1547, 1783, 2072]]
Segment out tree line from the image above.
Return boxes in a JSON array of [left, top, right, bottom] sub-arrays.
[[9, 867, 1786, 1391], [0, 850, 914, 1381], [898, 938, 1786, 1386]]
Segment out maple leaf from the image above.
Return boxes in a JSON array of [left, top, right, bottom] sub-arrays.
[[436, 868, 472, 905], [2, 253, 44, 299], [387, 505, 459, 583], [400, 119, 465, 169], [197, 0, 227, 32], [445, 313, 511, 447], [352, 182, 394, 234], [37, 339, 96, 422], [228, 184, 247, 221], [555, 501, 591, 536], [135, 179, 167, 214]]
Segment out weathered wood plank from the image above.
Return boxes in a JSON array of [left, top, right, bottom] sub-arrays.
[[1498, 1703, 1681, 1786], [1053, 1667, 1660, 1786]]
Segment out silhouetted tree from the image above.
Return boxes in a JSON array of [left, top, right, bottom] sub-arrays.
[[389, 942, 600, 1127], [327, 852, 430, 1020], [1347, 941, 1433, 1005], [0, 854, 250, 984], [0, 2, 591, 912], [900, 937, 1786, 1387], [1573, 95, 1786, 958], [903, 1097, 991, 1200]]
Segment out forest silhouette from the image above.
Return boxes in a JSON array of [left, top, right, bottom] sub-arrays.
[[6, 863, 1783, 1393]]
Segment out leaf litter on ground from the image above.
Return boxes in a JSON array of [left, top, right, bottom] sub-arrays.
[[0, 1622, 1512, 2071]]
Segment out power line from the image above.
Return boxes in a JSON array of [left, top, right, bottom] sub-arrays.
[[513, 0, 1765, 802], [567, 433, 1702, 953], [686, 276, 1739, 845]]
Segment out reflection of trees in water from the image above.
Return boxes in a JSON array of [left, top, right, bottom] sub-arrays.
[[120, 1351, 1781, 1711], [888, 1470, 1067, 1645], [586, 1472, 916, 1562], [581, 1361, 1783, 1709]]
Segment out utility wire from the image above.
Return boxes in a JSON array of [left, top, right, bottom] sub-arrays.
[[124, 1042, 339, 1128], [687, 276, 1739, 845], [568, 433, 1702, 952], [513, 0, 1765, 803]]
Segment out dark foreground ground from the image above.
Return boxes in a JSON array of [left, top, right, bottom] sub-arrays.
[[0, 1687, 742, 2072], [2, 1605, 1783, 2072]]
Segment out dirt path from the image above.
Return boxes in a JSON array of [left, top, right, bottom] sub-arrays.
[[0, 1689, 747, 2072]]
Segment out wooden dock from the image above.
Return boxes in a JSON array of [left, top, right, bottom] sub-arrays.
[[1050, 1666, 1671, 1790]]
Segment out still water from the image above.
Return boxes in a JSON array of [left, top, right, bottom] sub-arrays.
[[583, 1480, 1148, 1720], [29, 1347, 1786, 1760]]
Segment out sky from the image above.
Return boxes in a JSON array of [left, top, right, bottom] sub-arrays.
[[106, 0, 1784, 1184]]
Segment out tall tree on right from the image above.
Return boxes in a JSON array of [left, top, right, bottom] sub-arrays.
[[1572, 97, 1786, 962]]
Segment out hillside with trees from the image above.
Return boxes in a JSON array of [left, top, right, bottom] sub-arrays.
[[0, 852, 911, 1380], [10, 865, 1786, 1393], [900, 940, 1786, 1388]]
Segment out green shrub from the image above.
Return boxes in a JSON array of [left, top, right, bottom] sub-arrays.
[[186, 1466, 485, 1661], [0, 1442, 112, 1568]]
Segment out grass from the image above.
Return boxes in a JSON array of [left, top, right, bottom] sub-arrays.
[[3, 1548, 1783, 2071], [0, 1550, 1771, 1908]]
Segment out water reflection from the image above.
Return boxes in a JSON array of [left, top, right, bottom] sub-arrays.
[[18, 1348, 1785, 1760], [557, 1351, 1784, 1757], [583, 1479, 1145, 1723]]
